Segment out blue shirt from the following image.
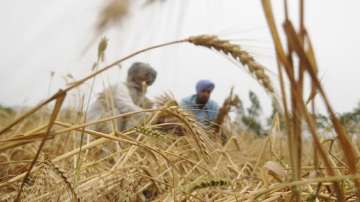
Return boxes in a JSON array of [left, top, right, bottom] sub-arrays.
[[180, 95, 219, 125]]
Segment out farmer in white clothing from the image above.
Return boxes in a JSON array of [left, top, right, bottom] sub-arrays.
[[88, 62, 157, 132]]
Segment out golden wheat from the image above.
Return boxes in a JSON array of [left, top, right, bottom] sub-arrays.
[[188, 35, 275, 94], [96, 0, 129, 32]]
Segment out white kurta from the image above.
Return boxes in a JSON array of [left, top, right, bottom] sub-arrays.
[[88, 82, 147, 132]]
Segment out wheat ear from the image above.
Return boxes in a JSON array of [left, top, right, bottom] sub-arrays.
[[164, 106, 214, 158], [188, 35, 274, 94]]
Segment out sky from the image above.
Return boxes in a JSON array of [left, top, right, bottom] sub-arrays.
[[0, 0, 359, 117]]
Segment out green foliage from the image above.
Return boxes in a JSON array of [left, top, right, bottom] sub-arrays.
[[241, 116, 263, 136], [315, 113, 330, 129], [312, 101, 360, 133], [338, 102, 360, 133], [247, 91, 261, 117], [235, 91, 264, 136], [339, 102, 360, 124]]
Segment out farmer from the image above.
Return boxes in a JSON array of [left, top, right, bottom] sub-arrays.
[[180, 80, 219, 125], [88, 62, 157, 132]]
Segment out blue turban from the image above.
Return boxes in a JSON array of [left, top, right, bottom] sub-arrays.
[[196, 80, 215, 94]]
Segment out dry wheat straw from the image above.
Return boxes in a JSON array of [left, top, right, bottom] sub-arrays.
[[42, 159, 79, 201]]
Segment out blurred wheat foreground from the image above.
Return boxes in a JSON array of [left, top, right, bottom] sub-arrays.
[[1, 0, 360, 201]]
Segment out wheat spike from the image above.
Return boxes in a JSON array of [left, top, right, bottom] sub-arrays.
[[188, 35, 274, 94], [96, 0, 129, 31], [135, 125, 166, 138], [97, 37, 108, 62], [190, 178, 231, 192], [154, 92, 178, 108], [164, 106, 214, 159]]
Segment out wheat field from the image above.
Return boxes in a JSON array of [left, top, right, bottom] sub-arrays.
[[1, 0, 360, 201]]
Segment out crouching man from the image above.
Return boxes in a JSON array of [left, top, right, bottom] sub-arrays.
[[88, 62, 157, 132]]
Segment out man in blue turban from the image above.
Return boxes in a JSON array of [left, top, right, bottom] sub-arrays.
[[181, 80, 219, 125]]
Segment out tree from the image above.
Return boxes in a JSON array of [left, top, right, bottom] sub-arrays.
[[234, 90, 264, 136]]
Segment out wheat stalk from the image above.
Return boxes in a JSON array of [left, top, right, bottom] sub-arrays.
[[187, 35, 274, 94]]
